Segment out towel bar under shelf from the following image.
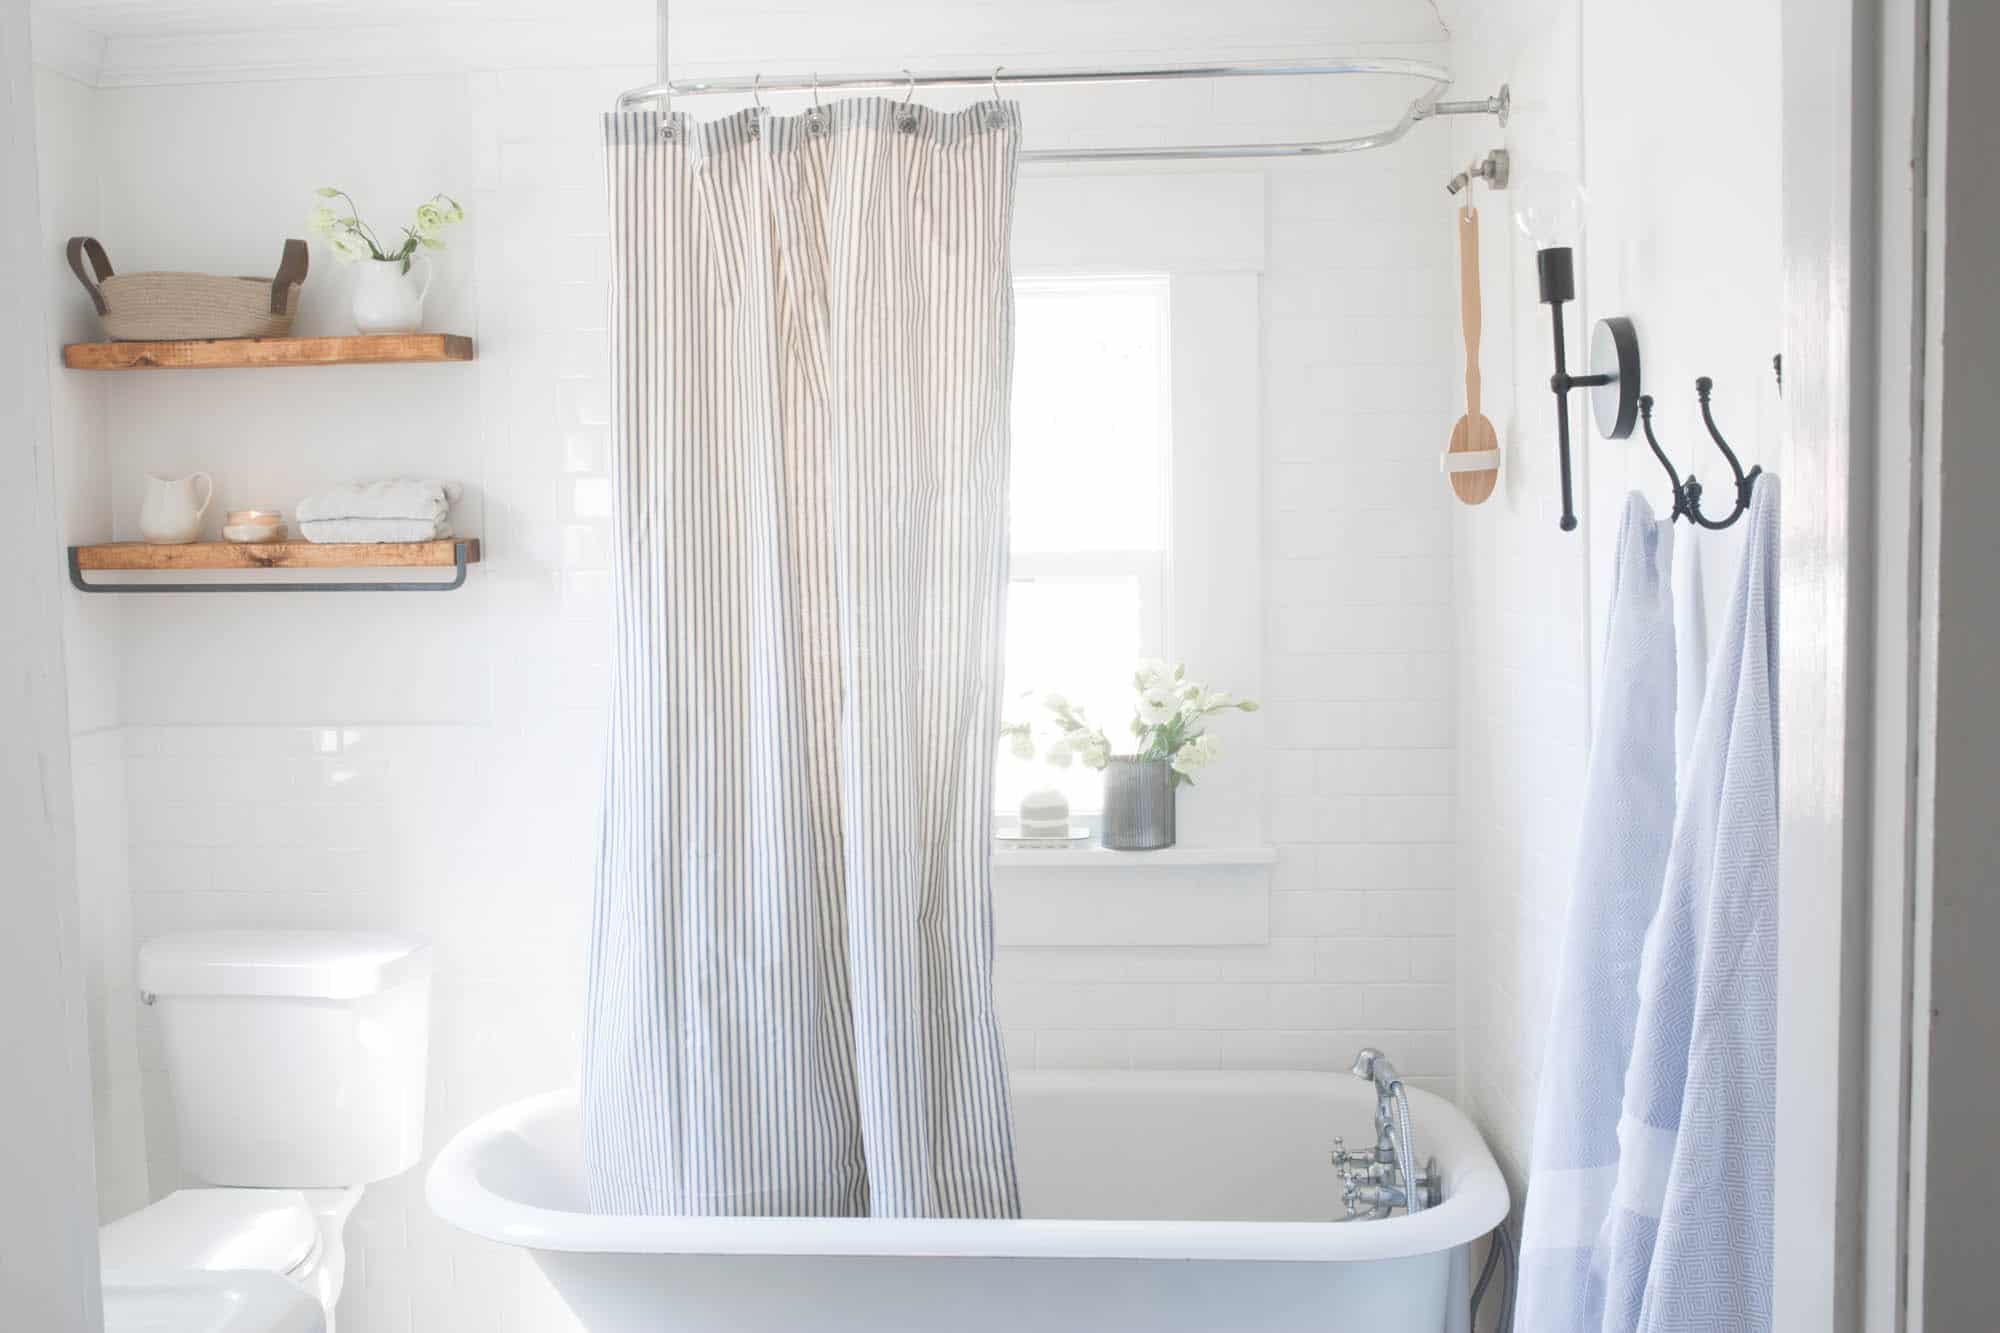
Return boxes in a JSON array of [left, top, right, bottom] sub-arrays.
[[67, 539, 479, 593]]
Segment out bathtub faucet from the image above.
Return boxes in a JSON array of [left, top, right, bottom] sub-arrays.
[[1331, 1047, 1441, 1219]]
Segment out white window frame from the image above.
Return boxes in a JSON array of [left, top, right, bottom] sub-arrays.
[[1006, 172, 1267, 849], [1009, 272, 1177, 768]]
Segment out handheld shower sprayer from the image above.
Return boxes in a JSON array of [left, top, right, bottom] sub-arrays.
[[1350, 1047, 1402, 1095], [1337, 1047, 1431, 1216]]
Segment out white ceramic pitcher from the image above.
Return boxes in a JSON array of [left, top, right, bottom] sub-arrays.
[[350, 255, 432, 335], [139, 472, 213, 545]]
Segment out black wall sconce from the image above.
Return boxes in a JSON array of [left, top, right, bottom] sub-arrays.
[[1534, 245, 1640, 532]]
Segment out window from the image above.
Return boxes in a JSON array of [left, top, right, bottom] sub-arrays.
[[997, 275, 1172, 817]]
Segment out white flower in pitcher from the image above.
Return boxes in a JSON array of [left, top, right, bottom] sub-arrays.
[[1007, 729, 1036, 761], [1202, 689, 1232, 709], [330, 229, 374, 263], [414, 201, 453, 248], [1136, 685, 1179, 727], [1043, 691, 1069, 712], [1078, 735, 1112, 771], [1134, 658, 1171, 691], [1046, 738, 1074, 769], [307, 205, 338, 236]]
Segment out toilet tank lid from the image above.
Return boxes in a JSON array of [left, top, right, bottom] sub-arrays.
[[139, 931, 432, 999]]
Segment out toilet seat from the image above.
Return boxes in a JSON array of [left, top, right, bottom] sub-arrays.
[[103, 1270, 325, 1333], [101, 1188, 321, 1281]]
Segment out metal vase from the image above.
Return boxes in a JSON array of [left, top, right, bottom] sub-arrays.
[[1101, 757, 1176, 851]]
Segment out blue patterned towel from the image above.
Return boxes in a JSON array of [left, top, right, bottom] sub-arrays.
[[1599, 474, 1779, 1333], [1515, 494, 1679, 1332]]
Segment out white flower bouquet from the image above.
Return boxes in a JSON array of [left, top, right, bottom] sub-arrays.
[[308, 187, 464, 272], [1006, 661, 1258, 788]]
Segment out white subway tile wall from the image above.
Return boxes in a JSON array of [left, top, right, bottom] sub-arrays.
[[1440, 0, 1781, 1232], [39, 21, 1460, 1332], [990, 147, 1459, 1085]]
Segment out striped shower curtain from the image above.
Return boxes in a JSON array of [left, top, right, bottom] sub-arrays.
[[582, 99, 1023, 1219]]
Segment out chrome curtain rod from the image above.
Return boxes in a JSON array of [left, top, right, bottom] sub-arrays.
[[612, 60, 1509, 163]]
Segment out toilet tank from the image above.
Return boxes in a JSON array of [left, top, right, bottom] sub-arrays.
[[140, 931, 432, 1188]]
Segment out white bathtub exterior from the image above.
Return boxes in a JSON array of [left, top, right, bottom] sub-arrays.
[[427, 1070, 1509, 1332]]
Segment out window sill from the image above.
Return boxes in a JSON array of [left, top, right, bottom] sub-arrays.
[[991, 844, 1278, 870], [989, 844, 1273, 947]]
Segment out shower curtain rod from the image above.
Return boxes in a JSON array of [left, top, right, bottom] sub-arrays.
[[612, 59, 1508, 162]]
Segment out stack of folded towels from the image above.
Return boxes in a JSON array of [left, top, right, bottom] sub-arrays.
[[297, 479, 461, 544]]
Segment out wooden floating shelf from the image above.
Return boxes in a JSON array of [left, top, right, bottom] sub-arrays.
[[62, 333, 475, 371], [74, 539, 478, 570], [68, 539, 479, 594]]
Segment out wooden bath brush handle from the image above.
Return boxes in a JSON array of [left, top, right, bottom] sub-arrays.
[[1459, 207, 1481, 418]]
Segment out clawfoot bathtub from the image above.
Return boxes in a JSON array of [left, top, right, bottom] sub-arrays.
[[428, 1069, 1508, 1332]]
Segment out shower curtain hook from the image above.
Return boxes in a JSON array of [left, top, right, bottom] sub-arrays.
[[902, 69, 916, 105], [751, 72, 764, 112], [1461, 165, 1476, 222], [812, 72, 822, 110], [991, 66, 1004, 101]]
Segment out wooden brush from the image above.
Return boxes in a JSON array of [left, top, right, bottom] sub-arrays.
[[1446, 204, 1500, 504]]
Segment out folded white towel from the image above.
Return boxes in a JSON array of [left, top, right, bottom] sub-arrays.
[[299, 517, 452, 544], [296, 479, 462, 525]]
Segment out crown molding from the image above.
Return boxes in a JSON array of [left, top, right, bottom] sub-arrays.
[[75, 19, 651, 88], [42, 2, 1446, 90], [29, 9, 106, 86]]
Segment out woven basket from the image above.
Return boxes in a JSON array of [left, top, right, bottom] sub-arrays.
[[66, 237, 309, 341]]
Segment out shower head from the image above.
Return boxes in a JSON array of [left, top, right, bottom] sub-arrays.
[[1350, 1047, 1402, 1093]]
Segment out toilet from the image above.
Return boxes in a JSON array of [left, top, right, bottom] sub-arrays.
[[101, 931, 432, 1333]]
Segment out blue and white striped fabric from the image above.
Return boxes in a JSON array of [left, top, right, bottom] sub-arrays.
[[1514, 495, 1679, 1332], [582, 100, 1024, 1219], [1600, 474, 1779, 1332], [1672, 530, 1708, 787]]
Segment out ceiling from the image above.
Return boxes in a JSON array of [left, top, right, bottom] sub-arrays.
[[31, 0, 648, 39], [32, 0, 1448, 49], [31, 0, 1451, 96]]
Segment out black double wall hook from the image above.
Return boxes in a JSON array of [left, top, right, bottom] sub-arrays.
[[1636, 377, 1762, 530], [1636, 394, 1688, 522]]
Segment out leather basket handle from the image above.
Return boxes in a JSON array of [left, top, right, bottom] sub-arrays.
[[66, 237, 113, 315], [270, 238, 309, 314]]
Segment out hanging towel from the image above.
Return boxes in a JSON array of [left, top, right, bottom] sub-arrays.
[[1672, 531, 1708, 787], [296, 478, 460, 525], [1600, 474, 1780, 1333], [1514, 494, 1679, 1333]]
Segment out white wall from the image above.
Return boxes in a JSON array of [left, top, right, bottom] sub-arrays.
[[1440, 0, 1782, 1204], [1, 0, 105, 1325], [34, 62, 150, 1227], [35, 4, 1470, 1328]]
